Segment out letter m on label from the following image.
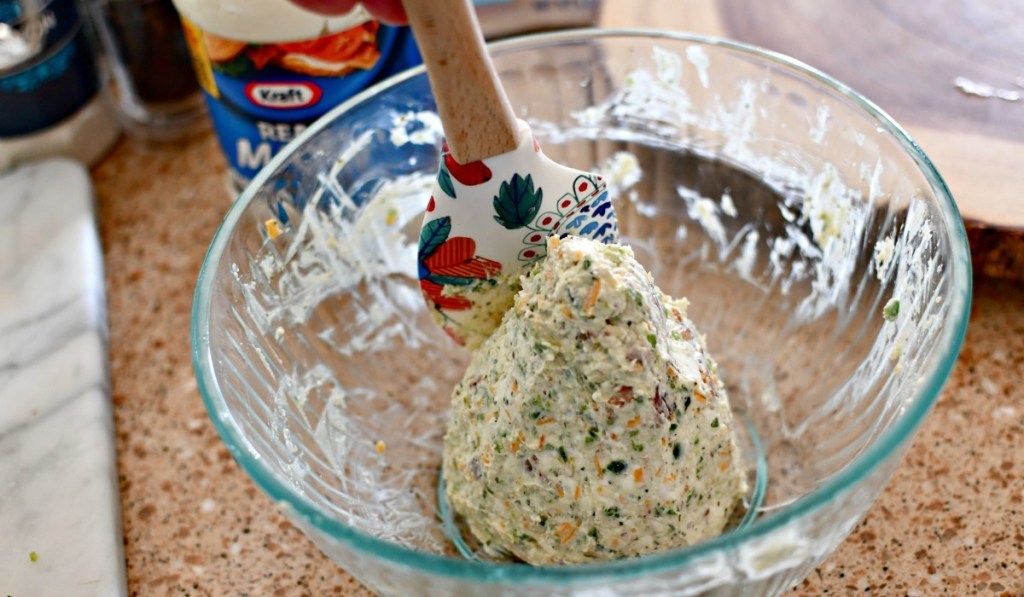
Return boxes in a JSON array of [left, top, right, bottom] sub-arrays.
[[237, 138, 272, 170]]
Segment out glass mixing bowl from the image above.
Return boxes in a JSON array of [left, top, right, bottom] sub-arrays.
[[192, 30, 971, 596]]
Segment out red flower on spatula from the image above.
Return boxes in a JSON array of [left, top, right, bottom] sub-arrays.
[[436, 142, 493, 199], [418, 216, 501, 311]]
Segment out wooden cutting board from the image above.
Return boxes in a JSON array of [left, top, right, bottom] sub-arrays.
[[601, 0, 1024, 278]]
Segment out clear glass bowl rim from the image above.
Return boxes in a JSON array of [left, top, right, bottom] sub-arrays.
[[191, 28, 972, 585]]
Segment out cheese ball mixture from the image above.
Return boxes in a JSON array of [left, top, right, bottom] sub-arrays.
[[443, 235, 747, 565]]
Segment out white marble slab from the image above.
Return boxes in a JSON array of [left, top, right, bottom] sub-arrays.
[[0, 159, 126, 596]]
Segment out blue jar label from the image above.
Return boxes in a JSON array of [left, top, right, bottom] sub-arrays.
[[181, 17, 421, 187]]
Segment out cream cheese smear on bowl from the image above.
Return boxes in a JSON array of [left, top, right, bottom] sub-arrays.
[[443, 235, 747, 564]]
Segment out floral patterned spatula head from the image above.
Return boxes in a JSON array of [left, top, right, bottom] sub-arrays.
[[406, 0, 619, 348]]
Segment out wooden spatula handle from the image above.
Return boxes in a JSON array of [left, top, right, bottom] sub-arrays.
[[402, 0, 520, 164]]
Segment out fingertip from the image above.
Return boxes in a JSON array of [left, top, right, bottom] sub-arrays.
[[288, 0, 361, 17], [361, 0, 408, 25]]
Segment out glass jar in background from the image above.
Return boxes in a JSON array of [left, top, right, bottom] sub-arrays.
[[84, 0, 207, 142], [0, 0, 120, 169], [170, 0, 421, 195]]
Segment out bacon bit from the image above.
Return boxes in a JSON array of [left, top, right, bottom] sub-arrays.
[[663, 472, 677, 483], [610, 433, 618, 440], [561, 305, 574, 319], [595, 454, 603, 477], [660, 437, 667, 447], [671, 307, 683, 322], [536, 417, 556, 426], [556, 484, 565, 498], [626, 415, 641, 428], [596, 486, 604, 494], [666, 364, 679, 382], [609, 386, 634, 407], [574, 485, 582, 500], [655, 466, 664, 478], [537, 435, 546, 450], [634, 468, 644, 483], [512, 380, 518, 393], [482, 454, 490, 465], [719, 458, 732, 471], [558, 522, 576, 544], [584, 279, 602, 312], [611, 537, 620, 548], [653, 386, 673, 420], [693, 390, 707, 404]]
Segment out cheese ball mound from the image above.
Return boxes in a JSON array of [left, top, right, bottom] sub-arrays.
[[443, 235, 747, 565]]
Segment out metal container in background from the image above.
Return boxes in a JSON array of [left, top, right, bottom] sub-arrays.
[[0, 0, 120, 169], [475, 0, 601, 39]]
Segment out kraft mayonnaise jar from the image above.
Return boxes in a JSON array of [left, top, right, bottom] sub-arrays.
[[171, 0, 419, 192]]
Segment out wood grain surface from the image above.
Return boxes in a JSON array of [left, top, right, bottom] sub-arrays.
[[600, 0, 1024, 277]]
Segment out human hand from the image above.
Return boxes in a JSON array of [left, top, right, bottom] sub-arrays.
[[287, 0, 408, 25]]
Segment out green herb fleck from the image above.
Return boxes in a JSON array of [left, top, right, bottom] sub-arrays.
[[672, 443, 682, 459], [585, 427, 600, 444], [530, 411, 541, 419], [669, 422, 678, 432], [558, 446, 568, 462], [883, 298, 900, 321], [29, 551, 38, 562], [582, 258, 592, 269], [494, 442, 503, 454], [533, 341, 547, 353], [604, 506, 620, 517], [631, 441, 645, 452], [539, 515, 548, 526], [588, 527, 599, 539], [606, 460, 628, 474], [646, 333, 657, 348], [710, 417, 720, 428], [628, 288, 644, 307]]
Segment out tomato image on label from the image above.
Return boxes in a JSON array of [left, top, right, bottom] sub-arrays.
[[202, 22, 382, 78]]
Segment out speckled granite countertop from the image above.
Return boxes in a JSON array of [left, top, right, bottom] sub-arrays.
[[93, 129, 1023, 596]]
